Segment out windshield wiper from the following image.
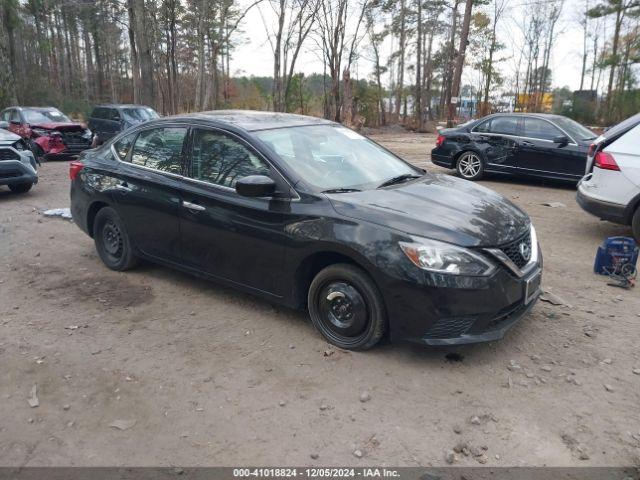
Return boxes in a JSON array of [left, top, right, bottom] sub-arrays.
[[322, 188, 362, 194], [377, 174, 421, 189]]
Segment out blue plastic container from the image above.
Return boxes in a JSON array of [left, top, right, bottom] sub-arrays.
[[594, 236, 639, 275]]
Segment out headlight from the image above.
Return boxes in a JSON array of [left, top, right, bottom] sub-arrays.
[[31, 128, 49, 136], [399, 238, 496, 276], [12, 140, 25, 151]]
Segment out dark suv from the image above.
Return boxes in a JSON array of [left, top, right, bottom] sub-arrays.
[[88, 104, 159, 145]]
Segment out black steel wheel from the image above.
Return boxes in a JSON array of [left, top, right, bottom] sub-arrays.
[[93, 207, 139, 271], [308, 263, 386, 350]]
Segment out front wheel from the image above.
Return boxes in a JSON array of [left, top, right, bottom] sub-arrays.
[[8, 183, 33, 194], [308, 263, 386, 351], [456, 151, 485, 181], [93, 207, 140, 271]]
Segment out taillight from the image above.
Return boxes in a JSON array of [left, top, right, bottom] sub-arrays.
[[435, 134, 445, 147], [588, 143, 597, 157], [69, 161, 84, 180], [594, 151, 620, 171]]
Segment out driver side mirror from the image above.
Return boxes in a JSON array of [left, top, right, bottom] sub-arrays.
[[0, 121, 8, 130], [235, 175, 277, 198], [553, 135, 569, 146]]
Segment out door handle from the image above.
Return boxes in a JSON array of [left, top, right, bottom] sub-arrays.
[[182, 200, 206, 212], [114, 183, 132, 192]]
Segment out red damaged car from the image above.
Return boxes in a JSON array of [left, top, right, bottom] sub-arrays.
[[0, 107, 93, 160]]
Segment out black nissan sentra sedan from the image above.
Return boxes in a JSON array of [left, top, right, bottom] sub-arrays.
[[431, 113, 597, 183], [70, 111, 542, 350]]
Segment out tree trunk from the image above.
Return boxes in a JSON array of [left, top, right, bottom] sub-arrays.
[[394, 0, 406, 118], [447, 0, 472, 127], [0, 3, 17, 107], [414, 0, 422, 129]]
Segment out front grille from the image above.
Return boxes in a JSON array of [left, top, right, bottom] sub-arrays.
[[0, 170, 21, 179], [62, 132, 91, 146], [499, 231, 531, 269], [424, 316, 476, 339], [0, 148, 20, 161]]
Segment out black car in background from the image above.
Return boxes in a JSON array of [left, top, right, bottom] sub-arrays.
[[70, 111, 541, 350], [431, 113, 597, 183], [88, 104, 159, 145]]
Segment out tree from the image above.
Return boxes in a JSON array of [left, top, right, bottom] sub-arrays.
[[0, 0, 18, 107], [447, 0, 473, 126]]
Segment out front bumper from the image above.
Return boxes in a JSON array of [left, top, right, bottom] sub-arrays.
[[576, 184, 627, 225], [0, 148, 38, 186], [384, 256, 542, 346]]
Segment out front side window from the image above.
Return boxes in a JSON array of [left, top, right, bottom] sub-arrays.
[[255, 125, 419, 191], [113, 132, 136, 161], [130, 127, 187, 174], [523, 118, 562, 141], [22, 109, 70, 124], [1, 110, 10, 122], [189, 129, 270, 188], [109, 109, 121, 121]]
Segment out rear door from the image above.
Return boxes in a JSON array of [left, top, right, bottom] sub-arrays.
[[470, 116, 519, 172], [111, 125, 188, 263], [178, 127, 290, 296], [516, 117, 585, 180]]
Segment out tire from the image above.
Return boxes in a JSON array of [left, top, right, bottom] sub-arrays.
[[307, 263, 386, 351], [29, 141, 45, 163], [632, 207, 640, 243], [93, 206, 140, 271], [8, 183, 33, 194], [456, 151, 485, 181]]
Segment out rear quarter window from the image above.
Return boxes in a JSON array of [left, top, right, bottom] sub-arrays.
[[112, 132, 137, 161]]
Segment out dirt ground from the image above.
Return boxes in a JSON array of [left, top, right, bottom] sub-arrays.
[[1, 131, 639, 468]]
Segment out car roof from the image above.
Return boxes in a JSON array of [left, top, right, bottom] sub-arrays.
[[484, 112, 563, 120], [168, 110, 336, 132], [93, 104, 154, 109]]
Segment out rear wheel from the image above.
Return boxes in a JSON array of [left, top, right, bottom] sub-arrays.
[[93, 207, 139, 271], [632, 207, 640, 243], [456, 151, 484, 181], [308, 263, 386, 351], [8, 183, 33, 194]]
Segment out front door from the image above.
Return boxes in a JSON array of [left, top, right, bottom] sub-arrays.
[[516, 117, 585, 180], [111, 126, 188, 263], [178, 127, 290, 297]]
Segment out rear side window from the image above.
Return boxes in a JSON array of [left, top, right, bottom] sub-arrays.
[[10, 110, 21, 123], [109, 109, 121, 121], [473, 117, 518, 135], [190, 128, 269, 188], [489, 117, 518, 135], [113, 133, 136, 161], [91, 108, 106, 119], [523, 118, 562, 141], [130, 127, 187, 174]]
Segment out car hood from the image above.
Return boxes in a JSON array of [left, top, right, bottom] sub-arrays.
[[327, 174, 530, 247], [0, 129, 20, 142], [31, 122, 85, 131]]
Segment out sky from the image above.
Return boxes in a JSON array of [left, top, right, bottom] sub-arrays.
[[231, 0, 592, 93]]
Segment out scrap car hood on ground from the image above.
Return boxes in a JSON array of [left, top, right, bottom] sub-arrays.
[[327, 174, 530, 247], [0, 129, 20, 142]]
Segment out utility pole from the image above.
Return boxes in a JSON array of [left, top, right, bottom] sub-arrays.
[[447, 0, 473, 127]]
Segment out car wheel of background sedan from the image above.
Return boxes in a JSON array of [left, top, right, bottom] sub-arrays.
[[456, 151, 484, 181], [8, 183, 33, 194], [93, 207, 140, 271], [632, 207, 640, 243], [308, 263, 386, 351]]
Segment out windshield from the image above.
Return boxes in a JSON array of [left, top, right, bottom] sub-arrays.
[[554, 117, 596, 141], [23, 109, 70, 124], [122, 107, 159, 123], [255, 125, 420, 191]]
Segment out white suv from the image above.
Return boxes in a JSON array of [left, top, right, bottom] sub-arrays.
[[577, 113, 640, 241]]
